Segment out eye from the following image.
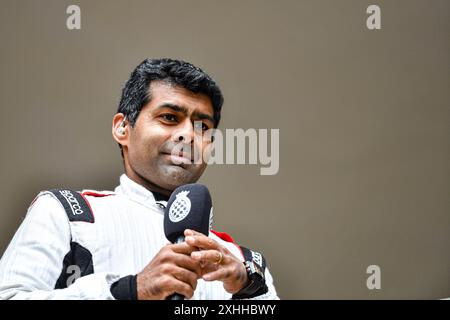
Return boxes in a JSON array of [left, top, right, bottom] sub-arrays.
[[161, 114, 178, 123], [194, 121, 210, 132], [201, 122, 210, 131]]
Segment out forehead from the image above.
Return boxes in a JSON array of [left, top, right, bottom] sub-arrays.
[[144, 80, 214, 115]]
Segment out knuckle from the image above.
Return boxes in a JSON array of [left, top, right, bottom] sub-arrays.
[[211, 250, 220, 259], [160, 275, 171, 287], [158, 251, 168, 262], [159, 263, 171, 274], [159, 250, 173, 263], [175, 269, 185, 281]]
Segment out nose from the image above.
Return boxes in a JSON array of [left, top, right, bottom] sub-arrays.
[[173, 119, 195, 143]]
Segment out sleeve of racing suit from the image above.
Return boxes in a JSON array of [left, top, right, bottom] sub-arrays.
[[0, 194, 121, 300], [210, 233, 280, 300]]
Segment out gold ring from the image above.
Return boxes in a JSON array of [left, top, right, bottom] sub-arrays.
[[215, 252, 223, 265]]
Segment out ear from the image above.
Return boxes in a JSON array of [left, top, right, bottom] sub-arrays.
[[112, 113, 129, 148]]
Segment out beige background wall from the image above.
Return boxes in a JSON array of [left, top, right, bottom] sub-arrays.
[[0, 0, 449, 299]]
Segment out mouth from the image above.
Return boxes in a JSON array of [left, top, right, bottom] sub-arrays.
[[162, 152, 193, 165]]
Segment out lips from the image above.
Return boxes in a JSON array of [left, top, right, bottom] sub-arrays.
[[162, 152, 193, 165]]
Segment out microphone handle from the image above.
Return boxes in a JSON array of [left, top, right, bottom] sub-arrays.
[[169, 293, 185, 300], [168, 236, 186, 300]]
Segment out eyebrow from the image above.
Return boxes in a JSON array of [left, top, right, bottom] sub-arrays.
[[156, 103, 215, 125]]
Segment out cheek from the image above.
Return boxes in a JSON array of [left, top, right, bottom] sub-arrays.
[[131, 125, 171, 152], [195, 136, 209, 150], [197, 140, 213, 159], [127, 135, 151, 164]]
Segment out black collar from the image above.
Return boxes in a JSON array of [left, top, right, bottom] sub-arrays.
[[152, 191, 170, 202]]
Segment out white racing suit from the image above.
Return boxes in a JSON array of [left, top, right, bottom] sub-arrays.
[[0, 174, 278, 300]]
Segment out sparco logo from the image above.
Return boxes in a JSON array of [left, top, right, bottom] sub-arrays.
[[59, 190, 83, 216]]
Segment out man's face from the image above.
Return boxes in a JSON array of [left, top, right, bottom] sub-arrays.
[[123, 81, 215, 193]]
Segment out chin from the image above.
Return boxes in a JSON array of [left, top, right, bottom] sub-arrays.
[[160, 165, 196, 188]]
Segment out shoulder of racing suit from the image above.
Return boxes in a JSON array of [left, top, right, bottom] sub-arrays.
[[31, 188, 115, 288]]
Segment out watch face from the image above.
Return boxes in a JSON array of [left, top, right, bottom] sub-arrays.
[[247, 261, 265, 279]]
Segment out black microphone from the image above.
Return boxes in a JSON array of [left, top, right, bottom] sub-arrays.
[[163, 183, 213, 300]]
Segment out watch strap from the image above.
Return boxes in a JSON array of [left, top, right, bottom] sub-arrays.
[[232, 246, 268, 299]]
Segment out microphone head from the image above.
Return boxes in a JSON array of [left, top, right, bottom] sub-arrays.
[[164, 183, 213, 243]]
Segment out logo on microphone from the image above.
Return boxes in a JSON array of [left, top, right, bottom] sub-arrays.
[[169, 190, 191, 222]]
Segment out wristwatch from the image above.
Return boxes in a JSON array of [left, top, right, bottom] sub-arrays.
[[232, 260, 268, 299]]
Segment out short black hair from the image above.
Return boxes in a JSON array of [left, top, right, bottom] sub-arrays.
[[117, 58, 224, 128]]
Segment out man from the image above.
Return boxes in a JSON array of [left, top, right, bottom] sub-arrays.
[[0, 58, 278, 300]]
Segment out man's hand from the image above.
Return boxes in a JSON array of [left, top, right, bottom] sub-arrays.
[[136, 242, 201, 300], [184, 229, 249, 294]]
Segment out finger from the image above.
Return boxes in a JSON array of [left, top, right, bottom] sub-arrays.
[[158, 245, 202, 275], [198, 262, 220, 276], [170, 252, 203, 275], [184, 229, 206, 237], [166, 277, 195, 299], [185, 234, 220, 250], [191, 250, 228, 265], [171, 266, 198, 291], [202, 267, 233, 282], [170, 242, 199, 255]]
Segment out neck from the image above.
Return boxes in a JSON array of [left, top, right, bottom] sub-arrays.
[[123, 163, 172, 200]]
